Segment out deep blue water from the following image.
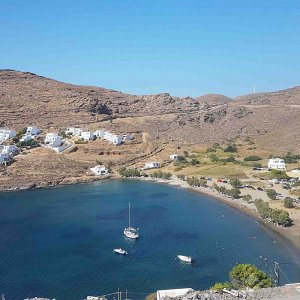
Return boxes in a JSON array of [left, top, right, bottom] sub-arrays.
[[0, 180, 300, 300]]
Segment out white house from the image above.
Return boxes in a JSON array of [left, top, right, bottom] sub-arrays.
[[90, 165, 109, 176], [2, 145, 18, 156], [20, 134, 34, 142], [81, 131, 94, 141], [26, 126, 41, 136], [65, 127, 82, 137], [144, 162, 161, 169], [268, 158, 286, 170], [170, 154, 179, 160], [44, 133, 63, 148], [103, 131, 122, 145], [0, 153, 12, 165], [0, 129, 16, 142], [122, 133, 132, 142], [93, 129, 105, 138]]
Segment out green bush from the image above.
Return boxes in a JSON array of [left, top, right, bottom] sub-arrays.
[[210, 282, 231, 292], [209, 154, 219, 162], [17, 139, 38, 148], [266, 189, 277, 200], [269, 169, 289, 180], [176, 174, 185, 180], [224, 144, 238, 153], [243, 194, 252, 202], [244, 156, 262, 162], [118, 167, 141, 177], [284, 197, 295, 208]]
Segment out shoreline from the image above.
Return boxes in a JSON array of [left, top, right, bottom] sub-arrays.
[[123, 176, 300, 262], [1, 173, 300, 263]]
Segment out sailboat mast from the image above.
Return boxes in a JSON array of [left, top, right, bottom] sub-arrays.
[[129, 202, 131, 228]]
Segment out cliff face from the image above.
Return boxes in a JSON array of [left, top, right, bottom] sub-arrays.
[[1, 70, 300, 152]]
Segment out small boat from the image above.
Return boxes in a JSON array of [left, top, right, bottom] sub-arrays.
[[177, 255, 193, 263], [124, 202, 139, 239], [113, 248, 128, 255]]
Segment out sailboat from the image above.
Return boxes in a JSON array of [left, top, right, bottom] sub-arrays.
[[124, 202, 139, 239]]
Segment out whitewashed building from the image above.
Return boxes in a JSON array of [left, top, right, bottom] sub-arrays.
[[26, 126, 41, 136], [65, 127, 82, 137], [0, 129, 16, 142], [144, 162, 161, 169], [44, 133, 62, 148], [268, 158, 286, 170], [81, 131, 94, 141], [170, 154, 179, 160], [103, 132, 122, 145], [20, 134, 34, 142], [122, 133, 132, 142], [0, 153, 12, 165], [93, 129, 105, 138], [2, 145, 18, 156], [90, 165, 109, 176]]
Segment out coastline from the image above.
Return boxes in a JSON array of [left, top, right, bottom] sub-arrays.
[[1, 173, 300, 263], [123, 176, 300, 261]]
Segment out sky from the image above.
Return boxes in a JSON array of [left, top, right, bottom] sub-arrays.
[[0, 0, 300, 97]]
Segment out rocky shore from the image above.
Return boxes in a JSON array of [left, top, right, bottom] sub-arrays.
[[165, 283, 300, 300]]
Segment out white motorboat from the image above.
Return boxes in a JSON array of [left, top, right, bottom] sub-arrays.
[[177, 255, 193, 263], [124, 202, 139, 239], [113, 248, 128, 255]]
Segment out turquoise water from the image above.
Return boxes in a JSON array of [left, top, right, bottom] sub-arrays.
[[0, 180, 300, 299]]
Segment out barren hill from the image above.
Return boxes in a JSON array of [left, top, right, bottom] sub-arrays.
[[0, 69, 300, 152]]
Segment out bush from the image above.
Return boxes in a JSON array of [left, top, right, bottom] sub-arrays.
[[118, 167, 141, 177], [266, 189, 277, 200], [210, 282, 231, 292], [209, 154, 219, 162], [244, 156, 262, 162], [284, 197, 295, 208], [269, 169, 289, 180], [176, 174, 185, 180], [243, 194, 252, 202], [191, 158, 200, 165], [150, 171, 172, 180], [17, 139, 38, 148], [224, 144, 238, 153], [224, 155, 236, 163]]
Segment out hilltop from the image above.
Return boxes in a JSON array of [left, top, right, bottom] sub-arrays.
[[0, 69, 300, 152]]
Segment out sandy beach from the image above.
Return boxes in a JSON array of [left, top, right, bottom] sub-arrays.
[[124, 175, 300, 261]]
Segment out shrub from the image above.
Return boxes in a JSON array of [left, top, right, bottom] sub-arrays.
[[176, 174, 185, 180], [243, 194, 252, 202], [210, 282, 231, 292], [209, 154, 219, 162], [266, 189, 277, 200], [118, 167, 141, 177], [230, 178, 242, 188], [191, 158, 200, 165], [224, 144, 238, 153], [284, 197, 295, 208], [269, 169, 289, 180], [244, 156, 262, 162]]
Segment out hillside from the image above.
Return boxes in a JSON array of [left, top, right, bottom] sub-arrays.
[[0, 69, 300, 152]]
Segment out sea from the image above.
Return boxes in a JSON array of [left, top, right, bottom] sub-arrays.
[[0, 179, 300, 300]]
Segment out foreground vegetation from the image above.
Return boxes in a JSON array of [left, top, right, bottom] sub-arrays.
[[211, 264, 272, 291]]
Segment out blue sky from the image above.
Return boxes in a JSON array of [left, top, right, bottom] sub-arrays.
[[1, 0, 299, 97]]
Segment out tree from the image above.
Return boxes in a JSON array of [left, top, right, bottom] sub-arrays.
[[176, 174, 185, 181], [227, 188, 241, 199], [199, 178, 207, 186], [284, 197, 295, 208], [225, 155, 236, 163], [229, 264, 272, 289], [230, 178, 242, 188], [266, 189, 277, 200]]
